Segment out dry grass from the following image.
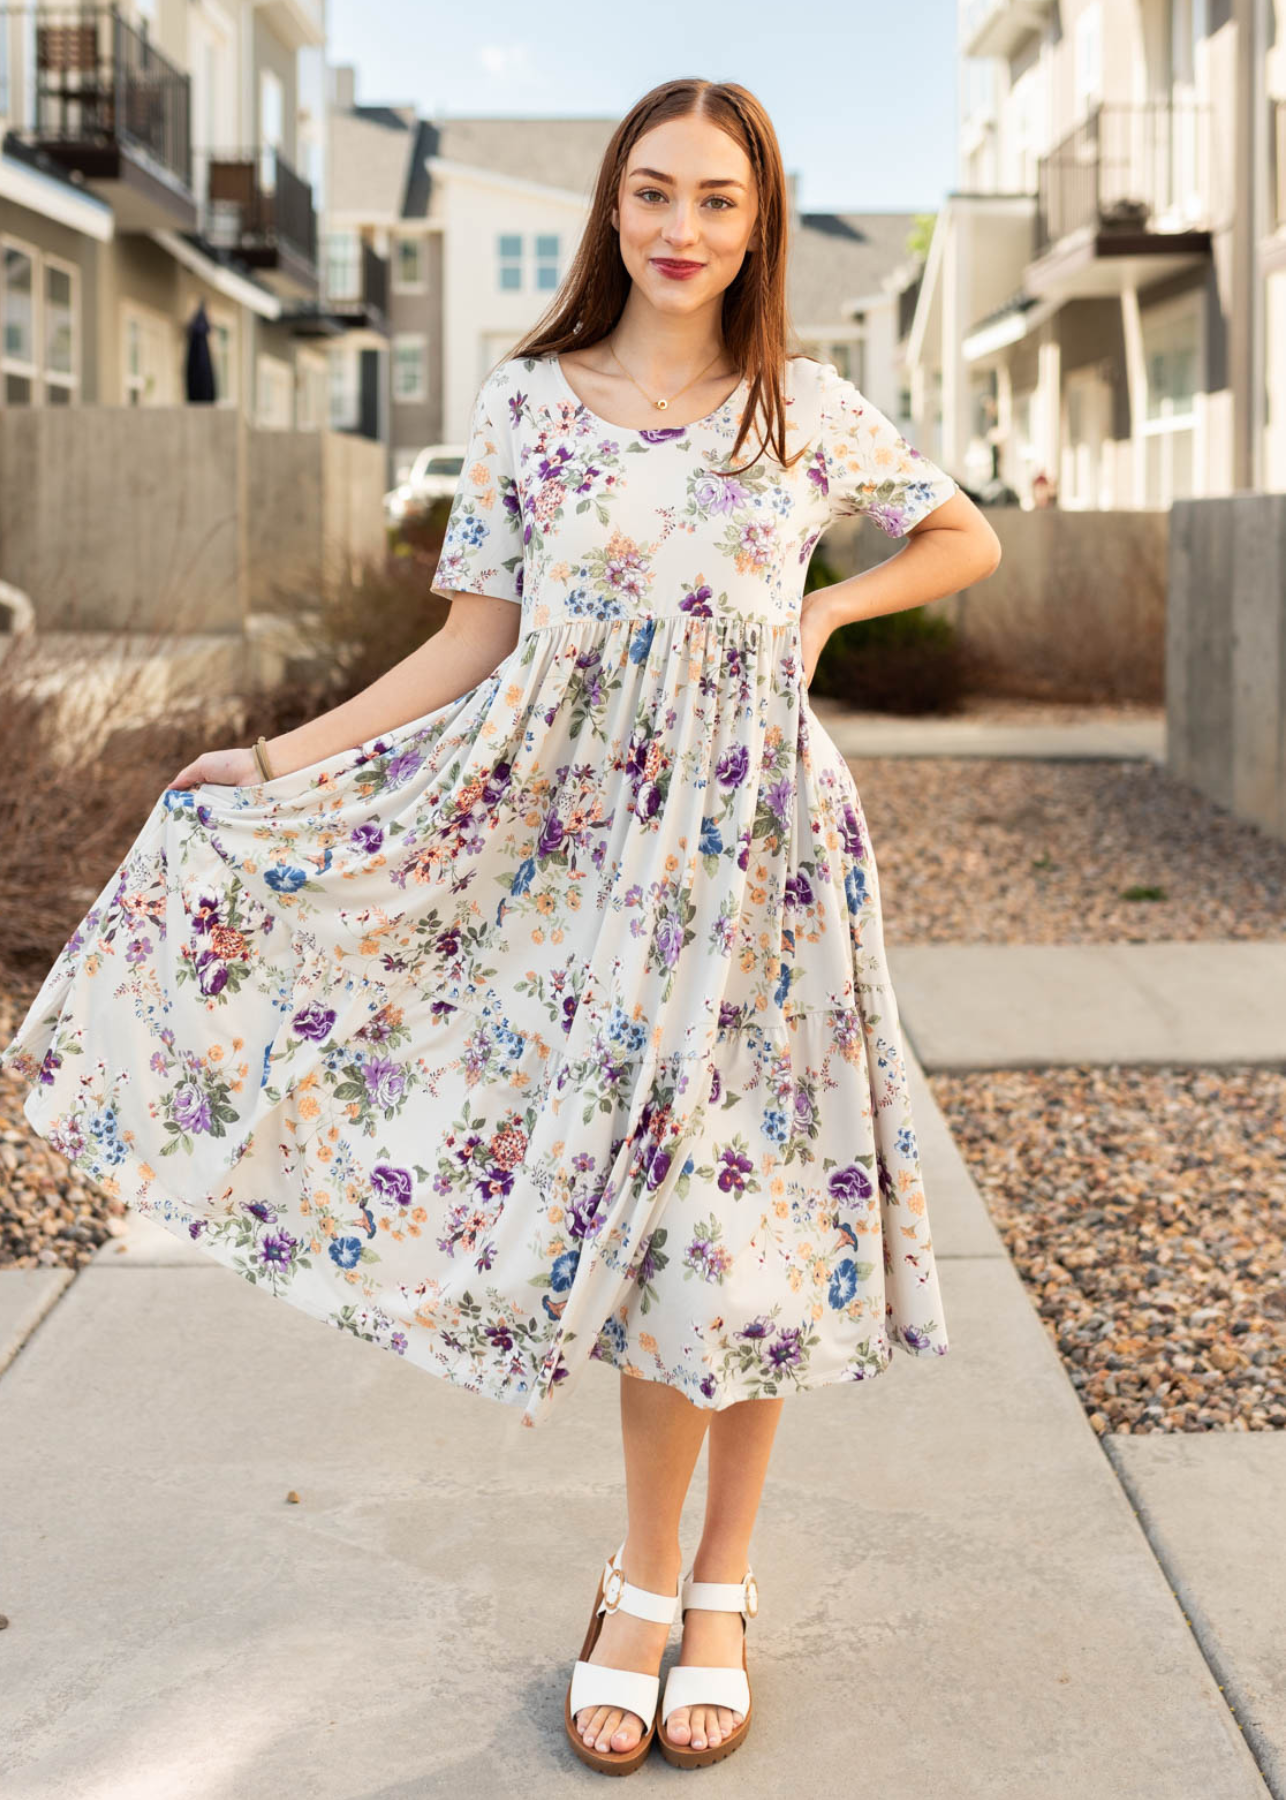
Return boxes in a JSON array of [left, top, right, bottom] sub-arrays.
[[0, 536, 452, 984]]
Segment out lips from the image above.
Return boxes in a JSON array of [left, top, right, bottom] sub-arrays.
[[652, 259, 704, 271]]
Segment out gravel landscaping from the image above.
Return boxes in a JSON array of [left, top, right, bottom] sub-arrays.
[[849, 754, 1286, 943], [930, 1064, 1286, 1433]]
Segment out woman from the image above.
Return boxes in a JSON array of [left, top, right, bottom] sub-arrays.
[[2, 77, 1001, 1776]]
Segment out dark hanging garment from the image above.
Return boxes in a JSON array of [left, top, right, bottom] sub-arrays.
[[185, 301, 217, 404]]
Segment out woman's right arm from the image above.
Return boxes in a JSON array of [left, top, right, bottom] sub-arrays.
[[166, 593, 523, 789]]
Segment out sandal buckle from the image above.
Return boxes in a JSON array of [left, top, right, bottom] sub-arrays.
[[602, 1565, 625, 1613], [743, 1573, 758, 1618]]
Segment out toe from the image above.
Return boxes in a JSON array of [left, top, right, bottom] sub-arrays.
[[594, 1707, 624, 1753], [689, 1705, 708, 1750], [611, 1710, 642, 1752], [717, 1704, 737, 1737], [666, 1704, 691, 1744], [579, 1703, 607, 1743]]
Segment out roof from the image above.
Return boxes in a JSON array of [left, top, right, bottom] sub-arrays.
[[788, 210, 924, 322]]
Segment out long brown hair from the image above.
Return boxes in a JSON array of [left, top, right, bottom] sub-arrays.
[[507, 77, 808, 475]]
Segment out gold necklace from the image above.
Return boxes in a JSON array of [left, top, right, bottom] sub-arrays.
[[604, 337, 730, 411]]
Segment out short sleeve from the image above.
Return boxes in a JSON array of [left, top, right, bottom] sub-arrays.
[[819, 362, 957, 537], [429, 367, 525, 604]]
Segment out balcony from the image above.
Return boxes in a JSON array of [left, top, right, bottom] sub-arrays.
[[10, 5, 194, 230], [202, 147, 318, 299], [290, 239, 388, 339], [1029, 102, 1214, 299], [961, 0, 1053, 61]]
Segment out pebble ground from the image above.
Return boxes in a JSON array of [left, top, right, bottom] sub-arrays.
[[3, 712, 1284, 1433]]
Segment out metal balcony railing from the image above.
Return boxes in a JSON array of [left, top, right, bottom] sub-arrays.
[[9, 5, 192, 193], [1035, 101, 1211, 256], [322, 238, 388, 316], [204, 145, 317, 268]]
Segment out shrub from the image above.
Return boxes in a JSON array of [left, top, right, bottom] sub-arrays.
[[804, 548, 967, 715]]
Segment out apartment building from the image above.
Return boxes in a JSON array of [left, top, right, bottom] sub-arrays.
[[0, 0, 328, 425], [324, 68, 934, 485], [911, 0, 1283, 508]]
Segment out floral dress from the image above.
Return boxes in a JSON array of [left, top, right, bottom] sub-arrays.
[[1, 351, 958, 1430]]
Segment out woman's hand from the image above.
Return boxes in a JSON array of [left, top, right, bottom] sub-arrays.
[[166, 746, 264, 790], [799, 589, 838, 689]]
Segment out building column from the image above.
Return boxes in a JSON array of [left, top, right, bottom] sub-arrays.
[[1121, 282, 1147, 507]]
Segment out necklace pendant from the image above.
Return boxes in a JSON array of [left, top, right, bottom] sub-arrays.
[[655, 398, 668, 410]]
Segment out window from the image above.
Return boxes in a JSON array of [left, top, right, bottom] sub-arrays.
[[123, 305, 174, 406], [256, 352, 294, 429], [324, 230, 361, 303], [394, 235, 426, 291], [535, 233, 559, 291], [208, 310, 235, 406], [259, 69, 283, 191], [329, 345, 360, 429], [1141, 296, 1200, 505], [2, 239, 36, 404], [1074, 4, 1103, 117], [43, 259, 76, 403], [392, 333, 426, 403], [497, 233, 522, 291]]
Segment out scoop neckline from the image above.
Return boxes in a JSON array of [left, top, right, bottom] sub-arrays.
[[549, 352, 747, 434]]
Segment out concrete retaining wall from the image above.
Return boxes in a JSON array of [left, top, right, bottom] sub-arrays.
[[822, 507, 1169, 702], [0, 410, 388, 633], [1168, 495, 1286, 843]]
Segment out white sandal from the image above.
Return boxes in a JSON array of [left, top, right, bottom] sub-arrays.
[[565, 1541, 681, 1775], [656, 1565, 757, 1767]]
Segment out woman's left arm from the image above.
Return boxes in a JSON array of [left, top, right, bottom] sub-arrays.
[[800, 490, 1003, 685]]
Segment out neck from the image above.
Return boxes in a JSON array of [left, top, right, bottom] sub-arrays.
[[603, 294, 733, 385]]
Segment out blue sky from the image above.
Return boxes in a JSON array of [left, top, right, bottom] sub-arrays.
[[326, 0, 962, 215]]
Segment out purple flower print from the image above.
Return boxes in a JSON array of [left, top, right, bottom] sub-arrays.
[[172, 1081, 212, 1134], [784, 870, 814, 909], [385, 749, 424, 786], [640, 1143, 672, 1191], [708, 1065, 722, 1104], [191, 894, 221, 935], [259, 1229, 298, 1268], [792, 1085, 814, 1133], [829, 1163, 874, 1206], [737, 1316, 772, 1341], [653, 912, 686, 969], [639, 425, 688, 444], [561, 993, 579, 1034], [716, 744, 749, 789], [126, 935, 152, 965], [840, 803, 865, 858], [195, 949, 228, 997], [292, 1003, 336, 1042], [717, 1146, 754, 1193], [350, 821, 384, 853], [768, 1327, 804, 1368], [244, 1200, 278, 1223], [363, 1057, 406, 1109], [537, 811, 566, 857], [680, 582, 714, 618], [765, 778, 794, 829], [693, 474, 746, 514], [372, 1163, 413, 1207]]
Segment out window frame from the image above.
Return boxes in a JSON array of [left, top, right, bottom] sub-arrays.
[[392, 233, 427, 294], [391, 331, 427, 405]]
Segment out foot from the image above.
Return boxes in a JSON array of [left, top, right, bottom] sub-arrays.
[[574, 1543, 682, 1757], [663, 1557, 749, 1753]]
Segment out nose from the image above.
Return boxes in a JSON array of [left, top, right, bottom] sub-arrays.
[[660, 203, 701, 250]]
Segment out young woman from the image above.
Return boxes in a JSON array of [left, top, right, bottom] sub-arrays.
[[2, 77, 1000, 1777]]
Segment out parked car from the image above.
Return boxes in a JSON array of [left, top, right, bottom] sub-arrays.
[[383, 444, 466, 527]]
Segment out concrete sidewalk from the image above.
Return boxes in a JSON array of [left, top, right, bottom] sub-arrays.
[[0, 1047, 1271, 1799]]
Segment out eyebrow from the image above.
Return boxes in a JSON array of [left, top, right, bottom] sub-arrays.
[[627, 166, 746, 189]]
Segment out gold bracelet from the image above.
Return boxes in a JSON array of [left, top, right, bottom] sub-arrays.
[[253, 735, 274, 782]]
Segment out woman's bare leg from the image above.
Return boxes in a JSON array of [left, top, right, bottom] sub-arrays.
[[574, 1372, 711, 1755], [663, 1394, 785, 1752]]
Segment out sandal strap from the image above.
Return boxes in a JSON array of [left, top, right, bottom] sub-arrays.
[[569, 1659, 661, 1729], [598, 1542, 680, 1626], [680, 1567, 758, 1620], [661, 1662, 750, 1725]]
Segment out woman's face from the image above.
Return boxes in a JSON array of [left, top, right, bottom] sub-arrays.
[[611, 113, 759, 313]]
